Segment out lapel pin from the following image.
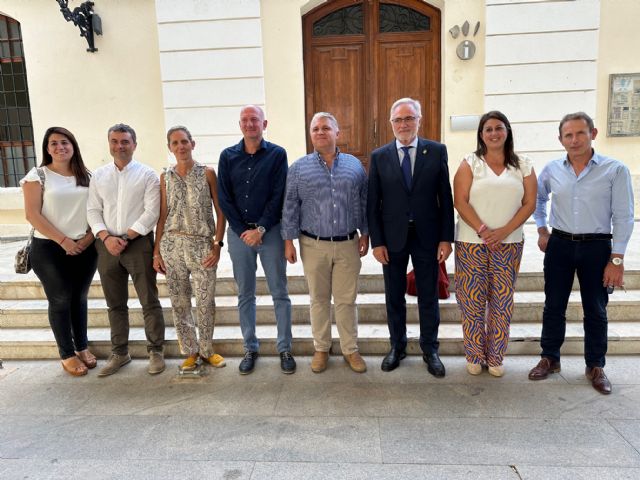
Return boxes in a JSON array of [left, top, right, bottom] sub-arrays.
[[422, 149, 427, 155]]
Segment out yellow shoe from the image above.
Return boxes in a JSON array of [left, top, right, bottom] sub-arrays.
[[181, 355, 199, 371], [203, 353, 226, 368]]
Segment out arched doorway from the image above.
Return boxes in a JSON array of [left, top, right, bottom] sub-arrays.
[[303, 0, 441, 166]]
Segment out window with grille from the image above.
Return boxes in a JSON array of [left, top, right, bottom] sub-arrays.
[[0, 15, 35, 188]]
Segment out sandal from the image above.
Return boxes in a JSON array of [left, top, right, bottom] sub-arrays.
[[75, 349, 97, 369], [61, 357, 88, 377]]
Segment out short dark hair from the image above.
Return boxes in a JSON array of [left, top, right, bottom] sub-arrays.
[[108, 123, 137, 144], [166, 125, 193, 144], [558, 112, 594, 135], [41, 127, 91, 187], [475, 110, 520, 170]]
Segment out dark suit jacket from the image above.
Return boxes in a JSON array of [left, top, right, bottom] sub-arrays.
[[367, 137, 454, 252]]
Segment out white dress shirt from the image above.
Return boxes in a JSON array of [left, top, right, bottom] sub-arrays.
[[87, 159, 160, 236], [395, 137, 418, 174]]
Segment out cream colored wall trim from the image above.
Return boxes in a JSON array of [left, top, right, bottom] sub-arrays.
[[156, 0, 266, 166], [484, 0, 600, 174]]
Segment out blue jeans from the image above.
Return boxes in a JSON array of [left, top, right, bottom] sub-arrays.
[[540, 234, 610, 367], [30, 237, 98, 359], [227, 225, 292, 353]]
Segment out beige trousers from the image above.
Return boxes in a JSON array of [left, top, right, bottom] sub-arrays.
[[299, 235, 362, 354]]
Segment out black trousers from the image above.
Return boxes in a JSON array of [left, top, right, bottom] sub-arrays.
[[30, 237, 98, 359], [382, 227, 440, 354]]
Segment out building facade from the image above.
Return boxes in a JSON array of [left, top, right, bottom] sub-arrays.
[[0, 0, 638, 235]]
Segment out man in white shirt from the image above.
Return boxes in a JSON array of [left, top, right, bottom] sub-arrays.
[[88, 123, 165, 376]]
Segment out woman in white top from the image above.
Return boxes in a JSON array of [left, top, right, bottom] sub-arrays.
[[453, 111, 537, 377], [21, 127, 98, 377]]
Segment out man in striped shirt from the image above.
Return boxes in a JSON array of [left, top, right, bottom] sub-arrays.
[[282, 112, 369, 374]]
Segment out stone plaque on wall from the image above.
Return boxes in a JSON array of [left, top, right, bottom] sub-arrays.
[[607, 73, 640, 137]]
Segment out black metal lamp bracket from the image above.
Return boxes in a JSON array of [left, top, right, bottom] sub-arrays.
[[56, 0, 102, 52]]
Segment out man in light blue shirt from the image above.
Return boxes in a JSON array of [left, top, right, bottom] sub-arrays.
[[529, 112, 634, 394], [282, 112, 369, 374]]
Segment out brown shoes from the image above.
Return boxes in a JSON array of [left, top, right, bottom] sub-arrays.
[[344, 352, 367, 373], [311, 351, 329, 373], [528, 357, 561, 380], [586, 367, 612, 395]]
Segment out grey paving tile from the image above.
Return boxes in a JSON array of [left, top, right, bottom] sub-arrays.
[[608, 420, 640, 451], [0, 380, 282, 417], [559, 356, 640, 386], [0, 415, 381, 463], [251, 462, 518, 479], [517, 465, 640, 480], [276, 381, 640, 420], [0, 459, 254, 480], [378, 418, 640, 466]]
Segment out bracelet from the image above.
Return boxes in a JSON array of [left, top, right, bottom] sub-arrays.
[[153, 255, 160, 259], [59, 236, 68, 245], [102, 234, 111, 242], [476, 224, 487, 238]]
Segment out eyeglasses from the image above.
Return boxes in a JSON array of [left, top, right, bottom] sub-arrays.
[[391, 116, 418, 125], [482, 125, 507, 134]]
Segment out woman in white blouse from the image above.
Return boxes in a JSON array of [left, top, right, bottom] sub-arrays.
[[453, 111, 537, 377], [21, 127, 97, 377]]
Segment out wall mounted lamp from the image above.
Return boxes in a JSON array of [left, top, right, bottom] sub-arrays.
[[56, 0, 102, 52]]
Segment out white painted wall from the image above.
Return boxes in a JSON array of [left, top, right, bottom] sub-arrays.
[[155, 0, 266, 166], [484, 0, 601, 174]]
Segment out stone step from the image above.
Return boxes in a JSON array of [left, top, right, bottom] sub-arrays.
[[2, 322, 640, 359], [1, 291, 639, 329], [3, 271, 640, 300]]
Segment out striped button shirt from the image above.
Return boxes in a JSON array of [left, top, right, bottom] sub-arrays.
[[281, 151, 368, 239]]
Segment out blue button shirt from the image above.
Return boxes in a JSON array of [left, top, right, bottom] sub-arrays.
[[217, 139, 288, 236], [534, 151, 634, 254], [281, 151, 368, 240]]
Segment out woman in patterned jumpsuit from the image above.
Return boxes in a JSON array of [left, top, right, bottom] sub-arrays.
[[153, 126, 227, 370], [453, 111, 537, 377]]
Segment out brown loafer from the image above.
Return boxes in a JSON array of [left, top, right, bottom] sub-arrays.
[[585, 367, 612, 395], [311, 351, 329, 373], [344, 352, 367, 373], [528, 357, 561, 380]]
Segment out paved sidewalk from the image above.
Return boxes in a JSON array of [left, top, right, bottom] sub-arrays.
[[1, 355, 639, 479]]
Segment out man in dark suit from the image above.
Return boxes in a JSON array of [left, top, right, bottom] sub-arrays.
[[367, 97, 454, 376]]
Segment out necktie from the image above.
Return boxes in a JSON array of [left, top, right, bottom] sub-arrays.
[[401, 146, 412, 189]]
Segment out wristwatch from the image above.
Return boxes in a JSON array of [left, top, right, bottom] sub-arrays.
[[257, 226, 266, 235], [213, 240, 224, 247], [610, 257, 623, 266]]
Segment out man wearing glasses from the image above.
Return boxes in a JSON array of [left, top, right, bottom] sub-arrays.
[[367, 98, 454, 376]]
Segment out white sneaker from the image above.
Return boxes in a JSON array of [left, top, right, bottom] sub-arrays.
[[466, 361, 482, 375], [488, 365, 504, 377]]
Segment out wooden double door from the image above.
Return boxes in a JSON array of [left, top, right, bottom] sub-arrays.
[[303, 0, 441, 166]]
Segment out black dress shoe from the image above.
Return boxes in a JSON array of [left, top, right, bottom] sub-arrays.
[[381, 348, 406, 372], [423, 353, 445, 378], [239, 351, 258, 375], [280, 351, 296, 374]]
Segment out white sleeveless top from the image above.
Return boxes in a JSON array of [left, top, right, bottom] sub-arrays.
[[20, 166, 90, 240], [455, 153, 533, 244]]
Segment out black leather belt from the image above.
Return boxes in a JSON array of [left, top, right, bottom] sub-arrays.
[[301, 230, 357, 242], [552, 229, 612, 241]]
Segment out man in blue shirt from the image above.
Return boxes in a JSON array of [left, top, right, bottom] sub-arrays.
[[217, 105, 295, 375], [529, 112, 634, 394], [282, 112, 369, 374]]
